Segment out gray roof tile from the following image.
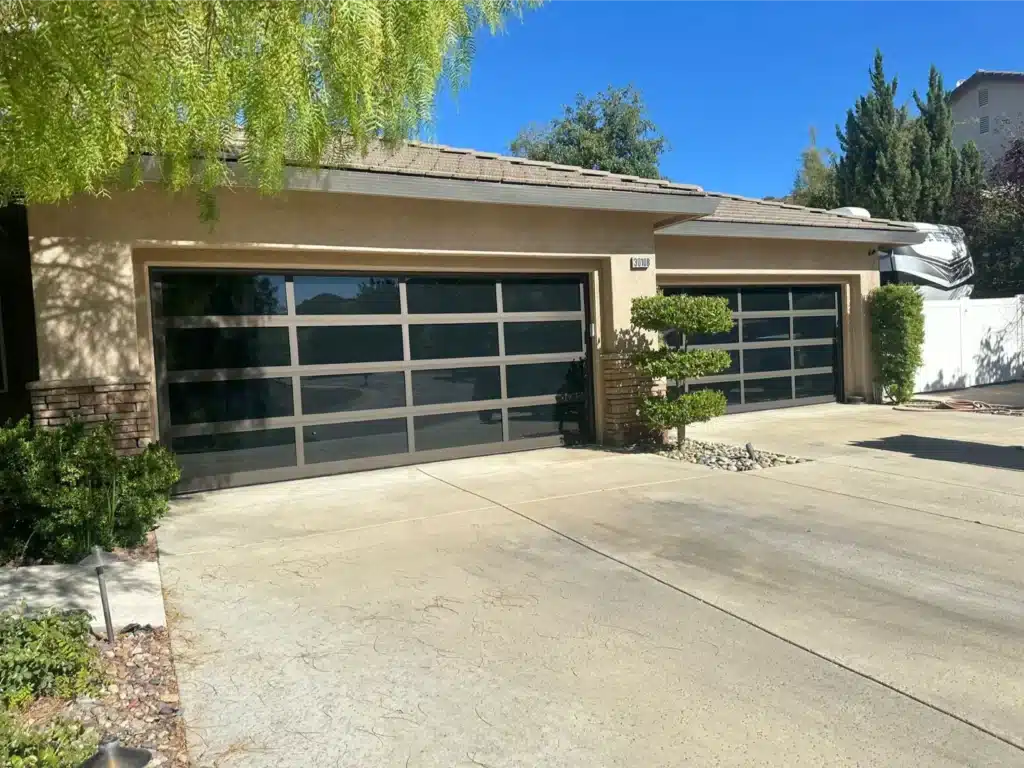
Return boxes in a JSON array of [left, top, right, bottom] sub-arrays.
[[699, 192, 917, 232]]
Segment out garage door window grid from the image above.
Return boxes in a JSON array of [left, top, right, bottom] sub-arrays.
[[151, 271, 588, 485], [661, 286, 839, 410]]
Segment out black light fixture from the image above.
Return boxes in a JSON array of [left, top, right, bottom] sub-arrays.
[[78, 740, 152, 767]]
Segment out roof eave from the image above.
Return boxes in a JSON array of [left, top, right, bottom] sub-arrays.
[[281, 166, 717, 216], [656, 219, 927, 246]]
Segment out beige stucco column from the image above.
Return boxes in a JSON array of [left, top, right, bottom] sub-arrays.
[[595, 253, 661, 445]]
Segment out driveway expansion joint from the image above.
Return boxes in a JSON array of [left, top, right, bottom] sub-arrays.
[[415, 466, 1024, 756]]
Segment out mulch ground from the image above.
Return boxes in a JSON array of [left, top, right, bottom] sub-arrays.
[[21, 623, 190, 766]]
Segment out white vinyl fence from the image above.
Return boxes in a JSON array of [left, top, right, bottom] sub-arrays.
[[915, 295, 1024, 393]]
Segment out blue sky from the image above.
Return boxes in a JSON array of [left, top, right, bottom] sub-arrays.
[[430, 1, 1023, 198]]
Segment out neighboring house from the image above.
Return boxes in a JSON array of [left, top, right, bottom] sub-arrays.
[[951, 70, 1024, 169], [0, 142, 924, 492]]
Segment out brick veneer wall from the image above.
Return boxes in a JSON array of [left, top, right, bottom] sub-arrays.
[[600, 353, 664, 446], [27, 376, 155, 455]]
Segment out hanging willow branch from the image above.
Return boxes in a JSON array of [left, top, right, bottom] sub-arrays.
[[0, 0, 535, 218]]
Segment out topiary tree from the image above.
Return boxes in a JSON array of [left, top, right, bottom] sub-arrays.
[[630, 294, 734, 443], [868, 284, 925, 403]]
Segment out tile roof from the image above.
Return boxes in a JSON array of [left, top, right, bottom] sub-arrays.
[[696, 192, 918, 232], [311, 140, 706, 197]]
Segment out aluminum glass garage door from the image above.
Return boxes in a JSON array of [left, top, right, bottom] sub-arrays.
[[661, 285, 841, 413], [151, 270, 590, 492]]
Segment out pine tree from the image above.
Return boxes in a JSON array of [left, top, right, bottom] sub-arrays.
[[835, 50, 915, 220], [912, 66, 955, 222], [0, 1, 534, 217]]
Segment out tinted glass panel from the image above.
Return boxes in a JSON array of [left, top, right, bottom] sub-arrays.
[[741, 287, 790, 311], [294, 276, 400, 315], [165, 328, 290, 371], [744, 376, 793, 404], [406, 278, 496, 314], [508, 404, 583, 441], [796, 373, 836, 399], [303, 419, 409, 464], [743, 347, 791, 373], [168, 378, 293, 425], [172, 429, 296, 479], [409, 324, 498, 360], [662, 286, 739, 311], [792, 287, 837, 311], [794, 344, 835, 370], [301, 372, 406, 415], [504, 321, 582, 355], [686, 324, 739, 347], [506, 360, 586, 398], [411, 367, 501, 405], [502, 279, 581, 312], [718, 350, 741, 375], [297, 326, 403, 365], [158, 273, 286, 316], [794, 315, 837, 341], [690, 380, 741, 406], [414, 410, 503, 451], [742, 317, 790, 342]]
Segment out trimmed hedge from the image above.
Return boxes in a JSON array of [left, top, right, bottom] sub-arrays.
[[630, 294, 735, 441], [868, 285, 926, 404], [0, 420, 180, 564]]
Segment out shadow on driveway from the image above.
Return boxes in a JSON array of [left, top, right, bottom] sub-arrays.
[[852, 434, 1024, 471]]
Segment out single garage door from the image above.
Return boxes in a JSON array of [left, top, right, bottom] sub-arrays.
[[151, 269, 591, 492], [661, 285, 842, 413]]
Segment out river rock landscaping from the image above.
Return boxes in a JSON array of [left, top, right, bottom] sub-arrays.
[[662, 439, 810, 471], [2, 608, 188, 767]]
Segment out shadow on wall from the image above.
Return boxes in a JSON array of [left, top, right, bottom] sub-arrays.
[[922, 317, 1024, 392], [31, 238, 141, 381], [851, 434, 1023, 472]]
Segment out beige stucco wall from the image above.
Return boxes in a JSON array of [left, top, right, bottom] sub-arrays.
[[27, 185, 670, 444], [951, 79, 1024, 168], [28, 185, 661, 383], [655, 235, 882, 400]]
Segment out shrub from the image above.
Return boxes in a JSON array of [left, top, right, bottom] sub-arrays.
[[630, 294, 735, 442], [868, 284, 926, 404], [0, 421, 181, 564], [0, 713, 99, 768], [0, 609, 104, 709]]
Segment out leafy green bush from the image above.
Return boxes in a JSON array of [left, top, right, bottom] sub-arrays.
[[0, 609, 104, 709], [0, 421, 181, 564], [0, 713, 99, 768], [868, 284, 926, 404], [630, 294, 735, 442]]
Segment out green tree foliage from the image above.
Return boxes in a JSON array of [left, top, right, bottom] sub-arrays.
[[630, 295, 733, 442], [0, 1, 532, 217], [911, 66, 955, 222], [835, 51, 917, 221], [790, 128, 839, 209], [868, 284, 925, 404], [972, 137, 1024, 296], [510, 85, 666, 178]]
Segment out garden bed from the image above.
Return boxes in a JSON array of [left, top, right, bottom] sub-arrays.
[[2, 610, 189, 767], [661, 439, 810, 472]]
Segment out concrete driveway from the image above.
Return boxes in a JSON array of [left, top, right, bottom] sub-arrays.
[[158, 404, 1024, 767]]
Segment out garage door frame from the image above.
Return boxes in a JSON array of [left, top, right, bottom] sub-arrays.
[[151, 268, 594, 493], [659, 283, 844, 414]]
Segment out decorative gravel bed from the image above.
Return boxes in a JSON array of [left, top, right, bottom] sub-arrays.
[[24, 624, 189, 766], [662, 439, 810, 471]]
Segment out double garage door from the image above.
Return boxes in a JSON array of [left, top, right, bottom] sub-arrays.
[[662, 285, 842, 413], [151, 269, 590, 492]]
